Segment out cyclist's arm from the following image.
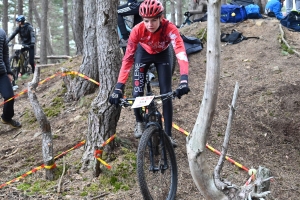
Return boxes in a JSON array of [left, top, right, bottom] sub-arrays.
[[29, 25, 36, 45], [168, 24, 189, 78], [7, 27, 20, 43], [117, 25, 140, 85]]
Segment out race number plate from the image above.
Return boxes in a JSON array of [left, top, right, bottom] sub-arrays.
[[13, 44, 23, 50], [131, 96, 154, 108]]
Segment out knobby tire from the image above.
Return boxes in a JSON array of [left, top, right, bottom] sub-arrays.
[[9, 56, 20, 80], [137, 126, 178, 200]]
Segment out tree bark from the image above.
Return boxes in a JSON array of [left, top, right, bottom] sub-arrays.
[[40, 0, 49, 64], [28, 0, 33, 24], [63, 0, 70, 56], [170, 0, 176, 24], [63, 0, 99, 101], [71, 0, 84, 55], [18, 0, 23, 15], [81, 0, 122, 169], [28, 66, 55, 180], [186, 0, 226, 198], [2, 0, 9, 34], [176, 0, 183, 27]]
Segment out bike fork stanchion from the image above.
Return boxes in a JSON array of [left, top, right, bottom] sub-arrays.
[[148, 139, 158, 172]]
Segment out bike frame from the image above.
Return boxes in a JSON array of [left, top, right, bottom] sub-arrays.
[[122, 74, 174, 172]]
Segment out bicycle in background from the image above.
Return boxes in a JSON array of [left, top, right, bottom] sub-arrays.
[[180, 10, 207, 28], [9, 43, 31, 81], [119, 72, 178, 199]]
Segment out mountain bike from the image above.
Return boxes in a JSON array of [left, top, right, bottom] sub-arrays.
[[119, 73, 178, 199], [9, 44, 31, 80]]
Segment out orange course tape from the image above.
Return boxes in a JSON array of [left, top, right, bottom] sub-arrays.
[[0, 71, 100, 107]]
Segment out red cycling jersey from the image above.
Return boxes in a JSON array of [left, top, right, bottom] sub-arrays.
[[117, 18, 189, 84]]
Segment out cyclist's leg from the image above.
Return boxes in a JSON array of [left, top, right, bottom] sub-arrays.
[[154, 48, 173, 137], [132, 44, 152, 122], [0, 74, 15, 122], [28, 46, 35, 73]]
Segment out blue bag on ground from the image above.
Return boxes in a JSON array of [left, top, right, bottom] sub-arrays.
[[221, 4, 247, 23], [280, 11, 300, 32], [245, 4, 262, 19]]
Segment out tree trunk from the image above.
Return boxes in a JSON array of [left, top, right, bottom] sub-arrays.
[[28, 66, 55, 180], [63, 0, 99, 101], [186, 0, 226, 199], [63, 0, 70, 56], [81, 0, 122, 170], [32, 1, 56, 57], [170, 0, 176, 24], [2, 0, 8, 34], [40, 0, 49, 64], [71, 0, 84, 55], [18, 0, 23, 15], [160, 0, 167, 16], [28, 0, 33, 24], [176, 0, 183, 27]]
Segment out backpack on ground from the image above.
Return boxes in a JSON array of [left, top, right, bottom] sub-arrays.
[[180, 34, 203, 55], [221, 29, 259, 44], [220, 4, 247, 23], [280, 11, 300, 32], [230, 0, 254, 6], [245, 4, 262, 19]]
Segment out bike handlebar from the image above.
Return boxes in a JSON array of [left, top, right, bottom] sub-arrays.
[[119, 91, 177, 107]]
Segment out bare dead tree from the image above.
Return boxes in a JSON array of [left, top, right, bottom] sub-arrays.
[[63, 0, 70, 56], [186, 0, 272, 199], [28, 66, 55, 180], [2, 0, 9, 34]]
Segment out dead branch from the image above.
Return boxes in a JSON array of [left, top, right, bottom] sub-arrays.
[[28, 66, 55, 180], [214, 82, 239, 190], [35, 55, 72, 59], [279, 24, 300, 57], [57, 156, 66, 193]]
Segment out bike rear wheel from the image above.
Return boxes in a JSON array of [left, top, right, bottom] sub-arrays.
[[137, 126, 178, 200], [9, 56, 20, 80]]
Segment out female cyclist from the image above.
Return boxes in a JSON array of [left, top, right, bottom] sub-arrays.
[[109, 0, 190, 147]]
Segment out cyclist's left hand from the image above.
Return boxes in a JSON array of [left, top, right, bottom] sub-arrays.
[[176, 81, 190, 99]]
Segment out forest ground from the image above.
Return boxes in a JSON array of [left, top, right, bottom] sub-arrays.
[[0, 17, 299, 199]]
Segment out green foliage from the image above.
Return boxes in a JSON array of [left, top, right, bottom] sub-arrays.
[[98, 147, 137, 192], [44, 97, 64, 117], [281, 42, 295, 55], [197, 28, 207, 43]]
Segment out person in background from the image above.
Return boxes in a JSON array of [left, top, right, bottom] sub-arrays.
[[110, 0, 190, 147], [118, 0, 143, 47], [0, 28, 22, 128], [7, 15, 35, 74], [265, 0, 285, 19], [286, 0, 300, 15]]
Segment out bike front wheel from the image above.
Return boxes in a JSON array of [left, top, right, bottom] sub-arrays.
[[137, 126, 178, 200]]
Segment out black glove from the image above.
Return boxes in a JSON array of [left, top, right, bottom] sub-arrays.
[[30, 43, 35, 48], [176, 82, 190, 99], [109, 89, 123, 107]]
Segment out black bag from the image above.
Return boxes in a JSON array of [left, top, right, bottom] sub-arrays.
[[180, 34, 203, 55], [280, 11, 300, 32], [221, 29, 259, 44]]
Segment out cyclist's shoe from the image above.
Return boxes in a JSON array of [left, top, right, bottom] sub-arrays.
[[134, 122, 144, 139], [12, 85, 19, 91], [119, 38, 128, 48], [1, 118, 22, 128], [169, 136, 177, 148]]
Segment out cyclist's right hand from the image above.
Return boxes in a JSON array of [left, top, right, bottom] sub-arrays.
[[22, 44, 30, 48], [109, 89, 123, 107]]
